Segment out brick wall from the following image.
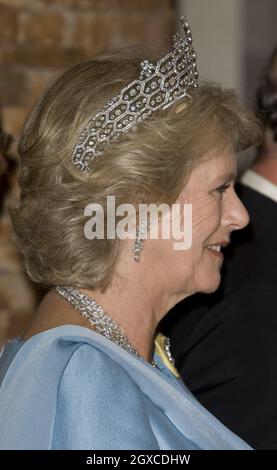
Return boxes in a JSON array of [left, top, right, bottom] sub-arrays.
[[0, 0, 175, 344], [0, 0, 174, 148]]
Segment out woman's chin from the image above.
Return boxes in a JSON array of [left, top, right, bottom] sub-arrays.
[[198, 274, 221, 294]]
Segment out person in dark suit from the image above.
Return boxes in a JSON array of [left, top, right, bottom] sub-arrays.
[[161, 48, 277, 450]]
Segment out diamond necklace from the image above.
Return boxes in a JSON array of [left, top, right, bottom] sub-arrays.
[[55, 285, 157, 365]]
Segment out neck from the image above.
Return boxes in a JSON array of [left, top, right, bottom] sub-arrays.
[[79, 277, 160, 363], [40, 242, 190, 362], [78, 251, 188, 362], [252, 155, 277, 185]]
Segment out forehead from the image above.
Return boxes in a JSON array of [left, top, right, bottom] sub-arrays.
[[188, 147, 237, 187]]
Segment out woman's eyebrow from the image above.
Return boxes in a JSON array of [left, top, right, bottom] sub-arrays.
[[215, 172, 237, 185]]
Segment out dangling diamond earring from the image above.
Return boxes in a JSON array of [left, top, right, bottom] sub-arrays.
[[133, 221, 148, 262]]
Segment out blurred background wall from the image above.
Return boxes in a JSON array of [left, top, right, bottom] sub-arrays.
[[178, 0, 277, 170], [0, 0, 276, 346], [0, 0, 174, 152], [178, 0, 277, 100]]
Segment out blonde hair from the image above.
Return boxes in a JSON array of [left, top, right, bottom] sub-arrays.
[[10, 51, 262, 289]]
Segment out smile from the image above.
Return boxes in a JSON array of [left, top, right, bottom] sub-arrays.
[[206, 245, 224, 259]]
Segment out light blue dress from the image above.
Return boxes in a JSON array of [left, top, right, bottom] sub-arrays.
[[0, 325, 252, 450]]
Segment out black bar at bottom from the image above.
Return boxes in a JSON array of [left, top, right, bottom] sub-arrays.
[[0, 450, 276, 466]]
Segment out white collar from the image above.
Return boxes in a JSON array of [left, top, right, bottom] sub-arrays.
[[240, 169, 277, 203]]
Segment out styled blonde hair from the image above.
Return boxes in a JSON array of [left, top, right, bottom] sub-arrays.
[[10, 50, 262, 289]]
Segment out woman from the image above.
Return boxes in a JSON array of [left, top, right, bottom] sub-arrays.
[[0, 19, 261, 449]]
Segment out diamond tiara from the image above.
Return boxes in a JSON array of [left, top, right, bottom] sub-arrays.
[[72, 17, 198, 174]]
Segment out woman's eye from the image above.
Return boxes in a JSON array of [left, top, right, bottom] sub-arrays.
[[216, 183, 231, 194]]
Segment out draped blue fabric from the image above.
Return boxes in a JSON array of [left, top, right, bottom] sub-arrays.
[[0, 325, 252, 450]]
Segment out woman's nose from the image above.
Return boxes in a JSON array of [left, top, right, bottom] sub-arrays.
[[222, 189, 250, 231]]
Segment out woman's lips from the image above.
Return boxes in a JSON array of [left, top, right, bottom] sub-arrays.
[[206, 244, 225, 260], [207, 246, 224, 259]]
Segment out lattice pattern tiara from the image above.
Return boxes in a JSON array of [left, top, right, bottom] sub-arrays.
[[72, 17, 199, 174]]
